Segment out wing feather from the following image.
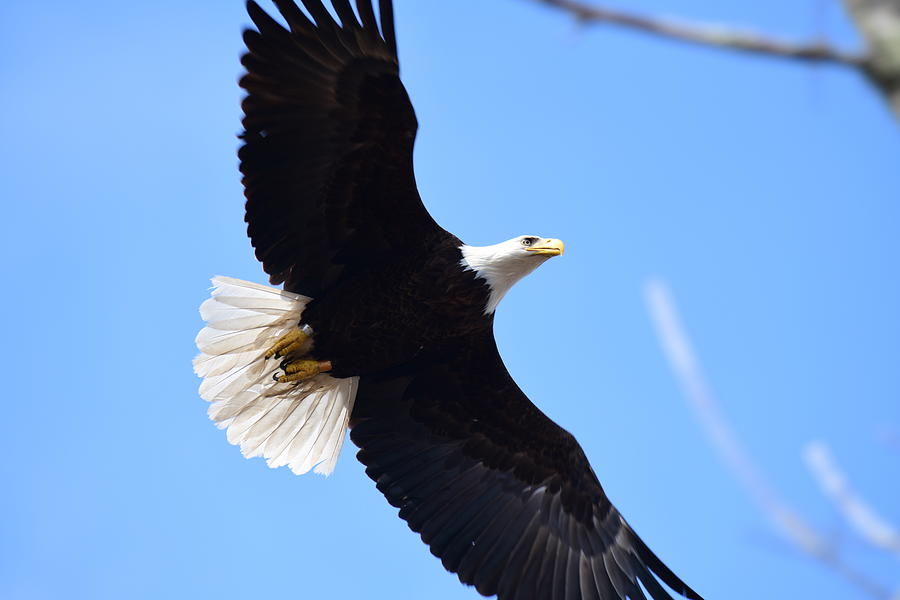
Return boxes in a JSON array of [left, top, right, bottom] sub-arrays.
[[240, 0, 447, 297], [351, 334, 703, 600]]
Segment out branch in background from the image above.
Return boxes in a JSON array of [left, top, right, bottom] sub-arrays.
[[804, 441, 900, 559], [643, 279, 896, 600], [527, 0, 900, 120], [528, 0, 866, 66], [643, 280, 829, 556], [843, 0, 900, 117]]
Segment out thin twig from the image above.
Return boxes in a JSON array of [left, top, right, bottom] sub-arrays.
[[529, 0, 867, 67], [804, 441, 900, 560], [644, 279, 895, 600], [643, 280, 829, 557]]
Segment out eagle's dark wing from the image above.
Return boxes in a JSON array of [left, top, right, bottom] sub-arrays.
[[351, 334, 703, 600], [239, 0, 447, 297]]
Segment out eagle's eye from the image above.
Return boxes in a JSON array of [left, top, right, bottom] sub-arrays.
[[521, 237, 536, 247]]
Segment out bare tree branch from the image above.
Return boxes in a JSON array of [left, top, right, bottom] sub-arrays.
[[843, 0, 900, 117], [528, 0, 867, 66], [644, 279, 897, 600], [527, 0, 900, 119], [804, 441, 900, 559], [644, 280, 829, 557]]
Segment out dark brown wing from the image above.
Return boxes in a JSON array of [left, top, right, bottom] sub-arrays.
[[239, 0, 447, 296], [351, 333, 703, 600]]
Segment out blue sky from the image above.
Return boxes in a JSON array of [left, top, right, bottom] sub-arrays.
[[2, 1, 898, 599]]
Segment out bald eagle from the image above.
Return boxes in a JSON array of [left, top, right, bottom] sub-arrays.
[[194, 1, 703, 599]]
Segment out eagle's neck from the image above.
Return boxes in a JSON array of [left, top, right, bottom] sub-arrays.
[[458, 243, 549, 314]]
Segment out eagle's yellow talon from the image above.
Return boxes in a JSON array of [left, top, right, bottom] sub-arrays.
[[265, 327, 310, 359], [276, 359, 332, 383]]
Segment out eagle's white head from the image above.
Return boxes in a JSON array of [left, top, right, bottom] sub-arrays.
[[460, 235, 565, 314]]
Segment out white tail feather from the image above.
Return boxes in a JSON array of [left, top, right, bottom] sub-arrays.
[[194, 276, 358, 476]]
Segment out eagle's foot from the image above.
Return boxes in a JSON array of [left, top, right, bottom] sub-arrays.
[[275, 359, 332, 383], [265, 326, 311, 359]]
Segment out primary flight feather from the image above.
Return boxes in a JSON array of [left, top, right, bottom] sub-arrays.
[[194, 1, 704, 598]]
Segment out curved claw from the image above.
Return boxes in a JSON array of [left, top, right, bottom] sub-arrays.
[[275, 359, 332, 383], [265, 327, 310, 360]]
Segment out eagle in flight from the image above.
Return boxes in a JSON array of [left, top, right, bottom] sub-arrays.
[[195, 1, 703, 599]]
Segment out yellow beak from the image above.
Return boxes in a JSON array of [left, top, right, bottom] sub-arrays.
[[526, 238, 565, 257]]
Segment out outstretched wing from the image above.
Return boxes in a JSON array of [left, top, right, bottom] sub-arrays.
[[351, 334, 703, 600], [239, 0, 447, 297]]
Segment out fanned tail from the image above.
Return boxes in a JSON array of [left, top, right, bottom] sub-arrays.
[[194, 276, 357, 475]]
